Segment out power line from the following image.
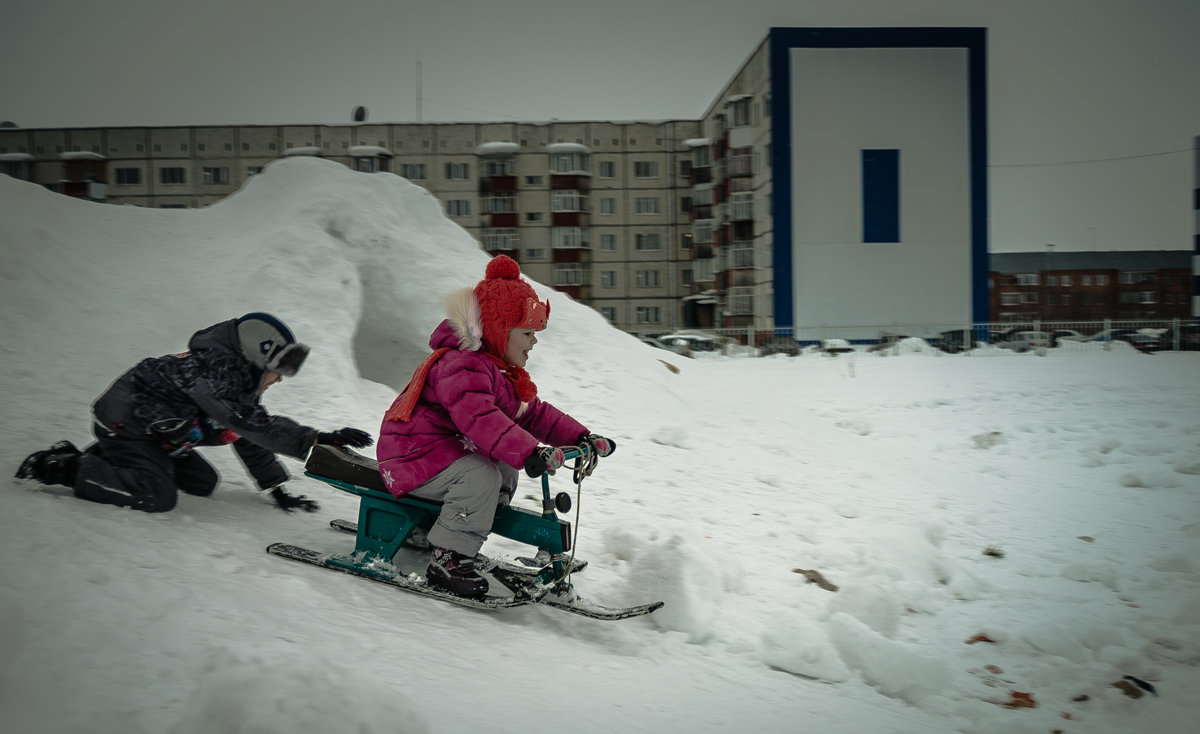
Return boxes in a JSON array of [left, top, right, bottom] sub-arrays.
[[990, 146, 1196, 169]]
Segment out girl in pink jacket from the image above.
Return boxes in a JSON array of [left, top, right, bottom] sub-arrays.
[[378, 255, 615, 598]]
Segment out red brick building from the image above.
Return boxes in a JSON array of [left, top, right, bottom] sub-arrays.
[[989, 250, 1191, 322]]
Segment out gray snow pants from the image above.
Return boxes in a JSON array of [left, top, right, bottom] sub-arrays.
[[409, 454, 518, 557]]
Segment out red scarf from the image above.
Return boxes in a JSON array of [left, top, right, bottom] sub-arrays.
[[384, 348, 537, 422]]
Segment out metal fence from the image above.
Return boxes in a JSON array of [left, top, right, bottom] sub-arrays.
[[637, 318, 1197, 355]]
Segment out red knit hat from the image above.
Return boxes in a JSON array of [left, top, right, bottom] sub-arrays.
[[474, 255, 550, 359]]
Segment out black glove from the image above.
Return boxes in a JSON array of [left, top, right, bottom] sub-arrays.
[[579, 433, 616, 458], [316, 427, 373, 448], [524, 446, 566, 478], [269, 486, 319, 512]]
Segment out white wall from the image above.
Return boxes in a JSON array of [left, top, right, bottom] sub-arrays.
[[788, 47, 973, 337]]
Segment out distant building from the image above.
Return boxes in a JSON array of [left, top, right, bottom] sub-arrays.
[[989, 251, 1192, 322], [6, 28, 1189, 334]]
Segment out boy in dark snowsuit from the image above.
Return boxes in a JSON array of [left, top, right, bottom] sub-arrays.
[[16, 312, 372, 513]]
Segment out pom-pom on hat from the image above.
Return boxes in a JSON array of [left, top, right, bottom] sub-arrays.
[[474, 255, 549, 359]]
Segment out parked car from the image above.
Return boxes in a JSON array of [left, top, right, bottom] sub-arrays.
[[758, 336, 801, 356], [990, 325, 1036, 343], [638, 335, 674, 352], [995, 331, 1052, 352], [867, 333, 910, 353], [659, 332, 724, 356], [820, 339, 855, 354], [1162, 323, 1200, 351], [1119, 333, 1163, 353], [1083, 328, 1140, 343], [929, 329, 973, 354], [1049, 329, 1086, 346]]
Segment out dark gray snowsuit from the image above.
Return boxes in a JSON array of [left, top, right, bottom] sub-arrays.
[[75, 317, 318, 512]]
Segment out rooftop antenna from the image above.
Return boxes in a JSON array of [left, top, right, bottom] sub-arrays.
[[416, 58, 423, 122]]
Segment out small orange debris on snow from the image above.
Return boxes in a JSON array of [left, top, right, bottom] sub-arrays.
[[1004, 691, 1038, 709], [965, 633, 996, 644]]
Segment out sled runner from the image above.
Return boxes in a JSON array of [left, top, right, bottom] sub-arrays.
[[266, 444, 663, 620]]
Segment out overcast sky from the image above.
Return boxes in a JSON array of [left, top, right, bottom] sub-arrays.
[[1, 0, 1197, 253]]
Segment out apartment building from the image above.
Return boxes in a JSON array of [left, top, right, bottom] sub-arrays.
[[0, 27, 1001, 337]]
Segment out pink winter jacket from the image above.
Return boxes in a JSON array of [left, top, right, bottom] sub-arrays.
[[377, 320, 587, 497]]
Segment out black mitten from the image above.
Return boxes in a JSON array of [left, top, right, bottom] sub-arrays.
[[524, 446, 566, 478], [269, 486, 319, 512], [316, 428, 373, 448]]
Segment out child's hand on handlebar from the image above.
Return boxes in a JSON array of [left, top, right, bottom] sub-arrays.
[[524, 446, 567, 477], [579, 433, 616, 458]]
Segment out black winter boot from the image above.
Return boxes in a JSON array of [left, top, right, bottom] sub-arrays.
[[426, 546, 489, 598], [16, 441, 82, 486]]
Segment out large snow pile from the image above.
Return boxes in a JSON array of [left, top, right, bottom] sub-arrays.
[[1, 158, 1197, 734]]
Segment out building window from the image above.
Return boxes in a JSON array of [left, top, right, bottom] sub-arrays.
[[636, 306, 661, 324], [550, 153, 587, 173], [446, 200, 470, 217], [525, 248, 546, 259], [247, 166, 264, 176], [1061, 294, 1071, 305], [554, 264, 590, 286], [1016, 273, 1039, 285], [600, 234, 616, 251], [524, 212, 545, 223], [729, 191, 753, 221], [600, 270, 617, 288], [1097, 275, 1109, 286], [729, 148, 753, 176], [525, 175, 543, 185], [636, 270, 661, 287], [159, 167, 187, 185], [635, 233, 661, 251], [600, 197, 615, 215], [551, 190, 587, 212], [202, 166, 229, 185], [862, 149, 899, 243], [729, 97, 752, 127], [1000, 293, 1020, 306], [598, 161, 615, 178], [1046, 276, 1057, 287], [729, 286, 753, 314], [115, 167, 141, 185], [481, 228, 518, 249], [401, 163, 426, 180], [732, 245, 754, 268], [1082, 275, 1093, 286], [1137, 291, 1158, 303], [552, 227, 588, 248], [693, 220, 714, 244], [691, 146, 712, 168], [1061, 275, 1072, 286], [354, 157, 381, 173], [445, 162, 469, 180], [635, 197, 660, 214], [482, 196, 515, 213], [482, 158, 513, 176], [634, 161, 658, 178], [1021, 293, 1038, 304], [600, 306, 616, 322]]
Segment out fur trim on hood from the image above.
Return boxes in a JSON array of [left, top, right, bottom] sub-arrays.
[[445, 287, 483, 352]]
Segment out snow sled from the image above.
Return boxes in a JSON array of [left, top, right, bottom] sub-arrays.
[[266, 444, 664, 620]]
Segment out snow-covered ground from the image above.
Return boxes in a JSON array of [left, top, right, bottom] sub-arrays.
[[2, 158, 1197, 734]]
